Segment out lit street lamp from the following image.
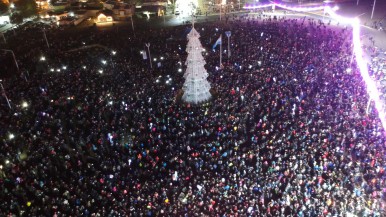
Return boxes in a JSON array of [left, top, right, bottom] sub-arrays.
[[225, 31, 231, 58], [9, 3, 17, 36], [145, 43, 152, 69], [110, 51, 116, 68]]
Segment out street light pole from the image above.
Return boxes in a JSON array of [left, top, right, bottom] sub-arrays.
[[220, 4, 222, 21], [1, 49, 25, 81], [10, 51, 19, 73], [1, 33, 5, 43], [145, 43, 152, 69], [322, 7, 327, 23], [357, 0, 359, 6], [371, 0, 376, 19], [0, 81, 12, 109], [1, 49, 19, 73], [219, 35, 222, 67], [43, 29, 49, 48], [130, 16, 135, 36], [366, 98, 372, 115], [9, 3, 16, 36], [172, 0, 175, 14], [225, 31, 231, 58]]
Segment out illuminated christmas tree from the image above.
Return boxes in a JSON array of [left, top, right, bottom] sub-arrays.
[[182, 27, 211, 104]]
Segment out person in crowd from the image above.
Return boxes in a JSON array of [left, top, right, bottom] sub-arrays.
[[0, 14, 385, 216]]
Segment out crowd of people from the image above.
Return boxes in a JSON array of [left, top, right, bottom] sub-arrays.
[[1, 14, 386, 216]]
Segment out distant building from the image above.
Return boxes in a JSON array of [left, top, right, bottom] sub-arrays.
[[103, 0, 116, 10], [96, 10, 113, 23], [112, 3, 134, 20], [1, 0, 9, 4], [103, 1, 135, 20], [0, 15, 10, 25], [142, 0, 167, 5], [136, 1, 166, 16], [55, 10, 98, 25], [36, 0, 50, 10]]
